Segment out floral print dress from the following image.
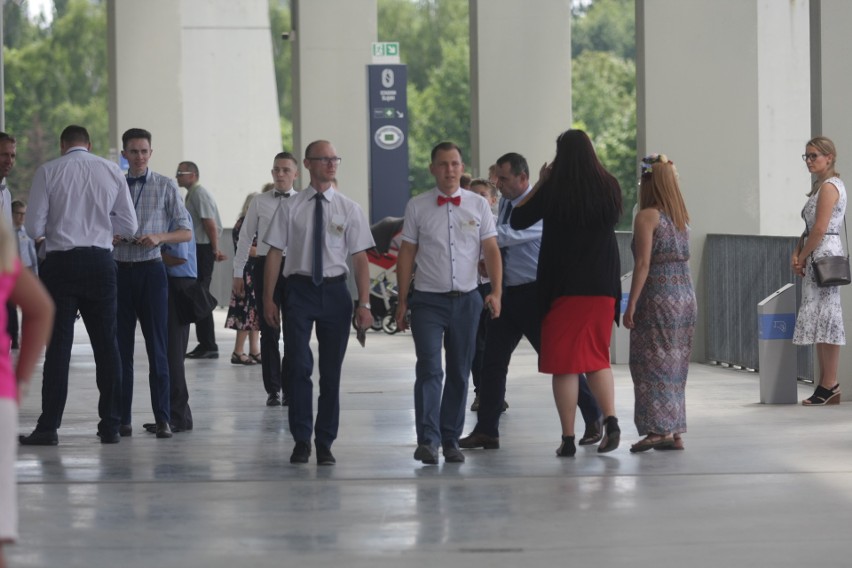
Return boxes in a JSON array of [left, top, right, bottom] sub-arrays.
[[225, 216, 260, 331], [793, 177, 847, 346]]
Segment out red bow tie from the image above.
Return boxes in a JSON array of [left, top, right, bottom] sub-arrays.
[[437, 195, 461, 206]]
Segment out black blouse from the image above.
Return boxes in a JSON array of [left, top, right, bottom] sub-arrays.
[[510, 185, 621, 323]]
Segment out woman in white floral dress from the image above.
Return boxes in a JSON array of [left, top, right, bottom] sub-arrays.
[[792, 136, 846, 405]]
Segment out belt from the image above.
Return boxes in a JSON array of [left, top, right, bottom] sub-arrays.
[[506, 281, 536, 291], [418, 289, 475, 298], [47, 246, 109, 256], [288, 273, 346, 284], [115, 258, 163, 268]]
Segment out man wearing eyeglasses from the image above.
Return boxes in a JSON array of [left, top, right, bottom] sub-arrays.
[[233, 152, 299, 407], [263, 140, 374, 466], [177, 162, 226, 360], [115, 128, 192, 440]]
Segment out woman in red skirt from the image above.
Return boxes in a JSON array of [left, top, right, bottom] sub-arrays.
[[511, 129, 623, 457]]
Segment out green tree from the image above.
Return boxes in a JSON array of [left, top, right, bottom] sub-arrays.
[[572, 0, 635, 61], [4, 0, 107, 196], [268, 0, 293, 149]]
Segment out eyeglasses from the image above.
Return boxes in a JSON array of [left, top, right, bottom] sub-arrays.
[[802, 153, 823, 162], [175, 171, 193, 176], [306, 157, 342, 165]]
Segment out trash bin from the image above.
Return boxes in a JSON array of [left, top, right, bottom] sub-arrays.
[[610, 271, 632, 364], [757, 283, 797, 404]]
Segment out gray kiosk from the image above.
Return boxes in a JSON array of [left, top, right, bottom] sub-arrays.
[[757, 283, 797, 404]]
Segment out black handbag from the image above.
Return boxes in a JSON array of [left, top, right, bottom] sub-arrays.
[[809, 217, 851, 287], [175, 281, 218, 324]]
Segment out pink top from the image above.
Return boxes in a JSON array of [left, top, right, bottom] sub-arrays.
[[0, 259, 21, 400]]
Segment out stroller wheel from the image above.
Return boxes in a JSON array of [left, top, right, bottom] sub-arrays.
[[382, 314, 398, 334]]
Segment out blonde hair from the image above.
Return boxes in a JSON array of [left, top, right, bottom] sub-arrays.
[[806, 136, 840, 197], [639, 156, 690, 231], [0, 213, 18, 273], [239, 192, 259, 218]]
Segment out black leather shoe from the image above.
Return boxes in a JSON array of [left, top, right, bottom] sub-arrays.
[[459, 431, 500, 449], [98, 430, 121, 444], [290, 441, 311, 464], [155, 421, 173, 439], [266, 392, 281, 407], [556, 435, 576, 457], [19, 430, 58, 446], [143, 422, 157, 433], [186, 347, 219, 359], [579, 416, 603, 446], [413, 444, 439, 465], [598, 416, 620, 454], [442, 444, 465, 463], [316, 443, 336, 466], [281, 393, 290, 407], [119, 424, 132, 437]]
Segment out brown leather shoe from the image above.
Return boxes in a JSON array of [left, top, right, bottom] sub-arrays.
[[459, 431, 500, 449]]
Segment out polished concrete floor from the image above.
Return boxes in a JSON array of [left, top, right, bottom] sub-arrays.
[[9, 310, 852, 567]]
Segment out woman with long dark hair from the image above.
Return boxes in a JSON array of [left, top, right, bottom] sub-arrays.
[[511, 129, 622, 456]]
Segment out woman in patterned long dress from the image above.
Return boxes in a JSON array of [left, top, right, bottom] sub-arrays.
[[225, 193, 261, 365], [624, 154, 696, 452], [792, 136, 846, 405]]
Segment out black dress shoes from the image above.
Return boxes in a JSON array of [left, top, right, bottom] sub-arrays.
[[19, 430, 58, 446], [442, 444, 465, 463], [315, 442, 336, 466], [266, 392, 281, 407], [413, 444, 439, 465], [155, 421, 173, 439], [98, 430, 121, 444], [186, 346, 219, 359], [290, 441, 311, 464], [459, 431, 500, 449], [119, 424, 132, 437]]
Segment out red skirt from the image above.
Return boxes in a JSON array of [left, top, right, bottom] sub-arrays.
[[540, 296, 615, 374]]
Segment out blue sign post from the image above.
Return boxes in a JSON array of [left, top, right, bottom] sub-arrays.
[[367, 64, 409, 223]]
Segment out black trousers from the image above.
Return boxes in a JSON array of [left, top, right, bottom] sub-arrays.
[[193, 243, 217, 350], [167, 276, 194, 430], [473, 282, 601, 438], [253, 256, 288, 396]]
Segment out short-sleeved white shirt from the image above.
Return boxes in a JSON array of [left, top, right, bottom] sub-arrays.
[[401, 187, 497, 293], [263, 185, 374, 278]]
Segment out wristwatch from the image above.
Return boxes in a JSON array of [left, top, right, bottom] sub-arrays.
[[358, 302, 371, 310]]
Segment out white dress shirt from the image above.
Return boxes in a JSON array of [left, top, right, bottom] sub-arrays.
[[233, 189, 294, 277], [26, 147, 138, 252], [401, 187, 497, 293], [263, 186, 374, 278], [0, 181, 11, 228]]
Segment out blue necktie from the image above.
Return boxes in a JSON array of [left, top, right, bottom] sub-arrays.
[[312, 193, 324, 286], [501, 200, 513, 225], [127, 176, 145, 185]]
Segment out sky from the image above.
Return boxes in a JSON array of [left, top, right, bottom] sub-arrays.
[[26, 0, 53, 25]]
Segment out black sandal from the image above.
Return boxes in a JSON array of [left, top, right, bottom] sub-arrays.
[[802, 384, 841, 406], [556, 435, 576, 457], [598, 416, 620, 453]]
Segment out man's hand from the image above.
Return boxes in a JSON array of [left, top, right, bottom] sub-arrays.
[[264, 298, 280, 329], [214, 249, 228, 262], [135, 233, 162, 248], [355, 305, 373, 331], [232, 277, 244, 298], [395, 299, 409, 332]]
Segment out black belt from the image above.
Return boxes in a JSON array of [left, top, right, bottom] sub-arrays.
[[288, 273, 346, 284], [47, 246, 109, 256], [115, 258, 162, 268], [419, 290, 474, 298]]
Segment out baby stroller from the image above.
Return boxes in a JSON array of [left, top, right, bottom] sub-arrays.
[[353, 216, 404, 334]]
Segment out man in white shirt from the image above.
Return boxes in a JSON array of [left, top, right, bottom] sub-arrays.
[[20, 125, 138, 446], [395, 141, 502, 465], [0, 132, 15, 227], [263, 140, 374, 466], [233, 152, 298, 407]]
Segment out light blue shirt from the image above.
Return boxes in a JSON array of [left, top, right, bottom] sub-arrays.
[[162, 224, 198, 279], [497, 185, 542, 286], [14, 225, 37, 275]]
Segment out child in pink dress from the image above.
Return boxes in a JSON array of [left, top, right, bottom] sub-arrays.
[[0, 220, 53, 568]]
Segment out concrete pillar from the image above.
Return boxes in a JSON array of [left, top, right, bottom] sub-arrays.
[[637, 0, 811, 360], [292, 0, 376, 212], [108, 0, 281, 224], [813, 0, 852, 394], [469, 0, 571, 177]]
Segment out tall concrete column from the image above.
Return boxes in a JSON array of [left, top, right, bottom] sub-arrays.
[[108, 0, 281, 222], [469, 0, 571, 177], [292, 0, 376, 212], [812, 0, 852, 394], [637, 0, 811, 360]]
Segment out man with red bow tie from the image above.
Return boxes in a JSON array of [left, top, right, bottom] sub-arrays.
[[395, 141, 502, 465]]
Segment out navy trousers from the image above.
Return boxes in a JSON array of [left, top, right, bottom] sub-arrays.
[[254, 256, 288, 397], [193, 243, 217, 351], [36, 248, 122, 437], [284, 276, 352, 448], [410, 290, 482, 449], [117, 260, 171, 426], [167, 276, 194, 430]]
